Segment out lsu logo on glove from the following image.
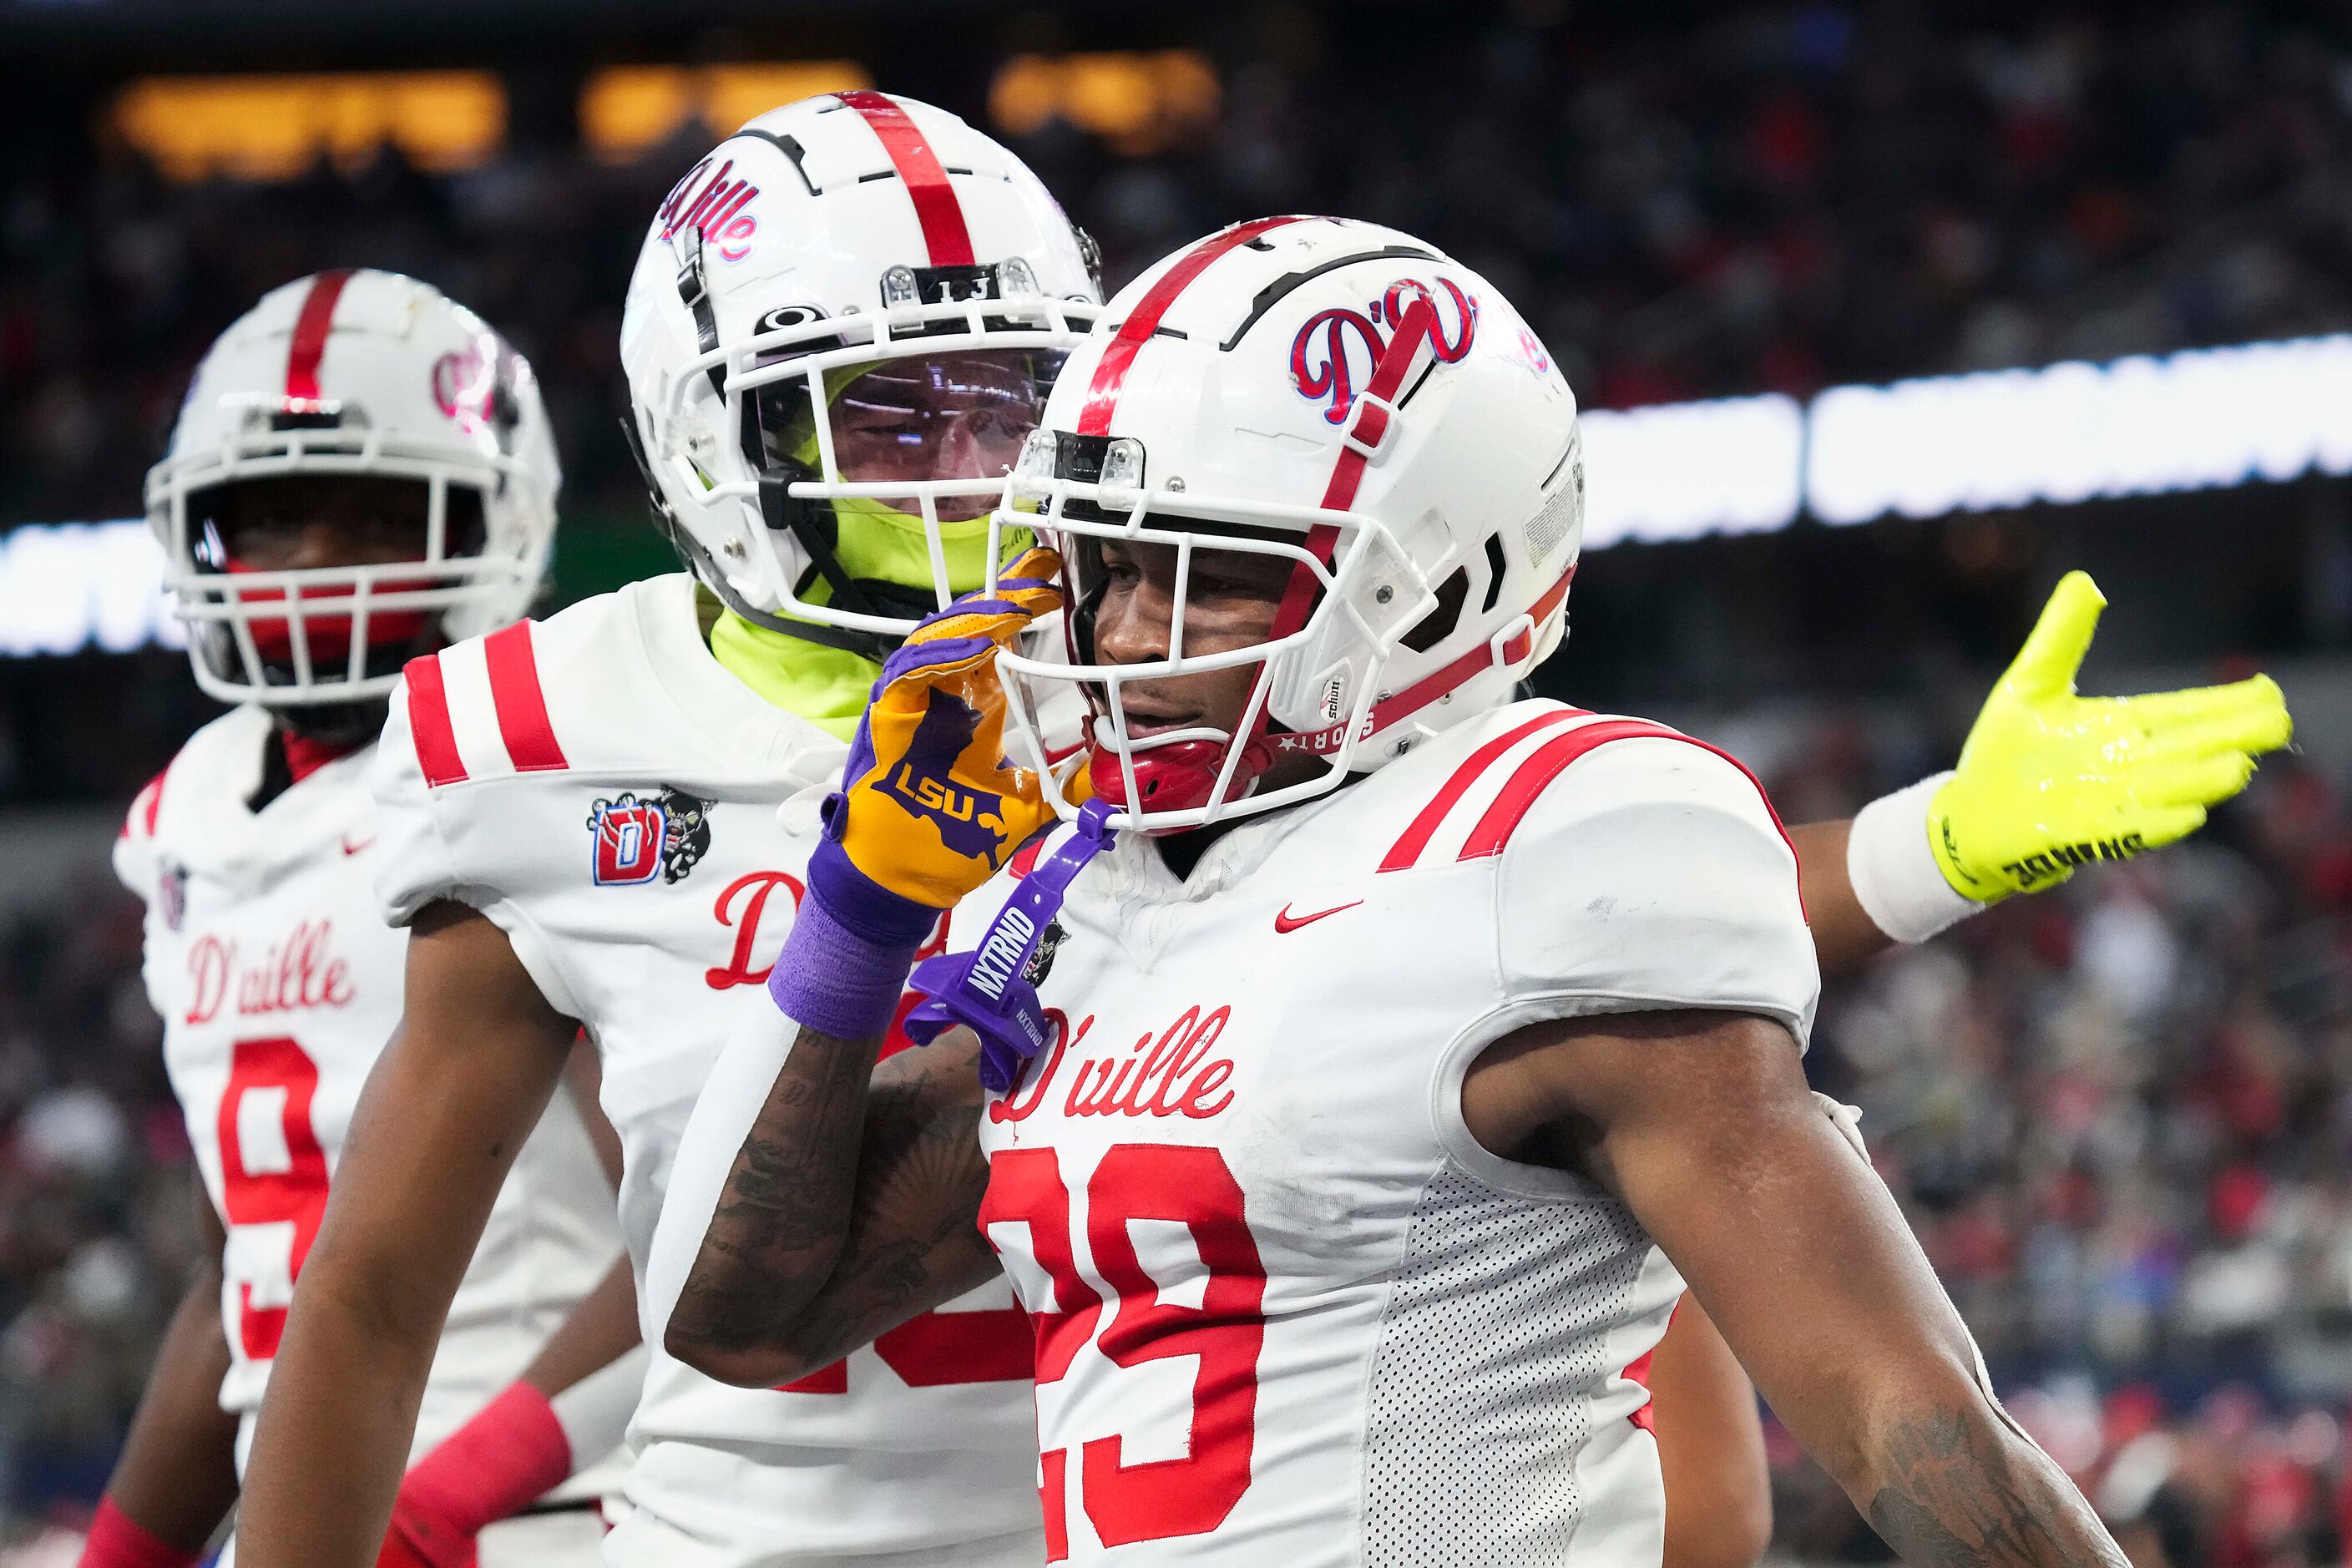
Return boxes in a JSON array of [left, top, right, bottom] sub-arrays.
[[826, 548, 1067, 910]]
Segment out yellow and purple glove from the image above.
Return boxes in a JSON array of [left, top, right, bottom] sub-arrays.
[[1928, 569, 2292, 899], [768, 549, 1063, 1039]]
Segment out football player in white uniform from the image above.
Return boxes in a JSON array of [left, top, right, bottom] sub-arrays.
[[89, 271, 641, 1568], [235, 96, 1100, 1568], [661, 217, 2289, 1565]]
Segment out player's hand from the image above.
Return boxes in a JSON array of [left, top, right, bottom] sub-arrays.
[[823, 547, 1064, 910], [1928, 570, 2292, 900]]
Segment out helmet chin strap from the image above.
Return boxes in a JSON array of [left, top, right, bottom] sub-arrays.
[[1085, 731, 1274, 822]]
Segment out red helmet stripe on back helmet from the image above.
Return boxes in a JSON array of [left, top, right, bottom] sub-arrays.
[[1076, 215, 1308, 437], [283, 269, 354, 408], [835, 90, 976, 267]]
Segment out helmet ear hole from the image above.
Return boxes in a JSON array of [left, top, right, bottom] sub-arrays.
[[1479, 533, 1509, 614], [1401, 566, 1469, 654]]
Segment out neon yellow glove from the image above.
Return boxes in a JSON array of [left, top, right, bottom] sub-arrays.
[[822, 546, 1064, 911], [1927, 570, 2293, 900]]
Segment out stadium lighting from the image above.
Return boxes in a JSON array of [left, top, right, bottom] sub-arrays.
[[580, 63, 874, 164], [989, 52, 1220, 155], [14, 331, 2352, 657], [113, 73, 505, 181], [1579, 393, 1805, 549], [0, 524, 182, 658], [1805, 335, 2352, 524]]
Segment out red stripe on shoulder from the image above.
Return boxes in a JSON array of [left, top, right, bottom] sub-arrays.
[[483, 623, 568, 773], [403, 654, 469, 787], [836, 90, 974, 267], [1378, 710, 1585, 873], [1459, 721, 1800, 884], [124, 768, 168, 839]]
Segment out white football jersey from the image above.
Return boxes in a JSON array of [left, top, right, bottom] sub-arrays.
[[961, 702, 1820, 1566], [112, 706, 624, 1486], [369, 574, 1044, 1566]]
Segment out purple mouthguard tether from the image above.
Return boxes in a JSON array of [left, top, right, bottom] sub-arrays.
[[903, 799, 1118, 1095]]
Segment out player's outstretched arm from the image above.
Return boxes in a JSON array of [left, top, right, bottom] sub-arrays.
[[1830, 571, 2289, 960], [1785, 820, 1886, 976], [77, 1195, 237, 1568], [1465, 1010, 2126, 1566], [237, 901, 580, 1568], [663, 1009, 997, 1389], [1647, 1293, 1773, 1568]]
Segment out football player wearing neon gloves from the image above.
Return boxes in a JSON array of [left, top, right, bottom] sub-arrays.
[[771, 551, 1063, 1042], [1845, 569, 2293, 943], [664, 215, 2133, 1565]]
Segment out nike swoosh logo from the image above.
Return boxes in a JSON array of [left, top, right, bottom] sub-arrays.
[[1274, 900, 1362, 933], [341, 837, 376, 857]]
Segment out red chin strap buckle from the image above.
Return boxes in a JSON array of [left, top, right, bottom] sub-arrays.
[[1087, 735, 1272, 821]]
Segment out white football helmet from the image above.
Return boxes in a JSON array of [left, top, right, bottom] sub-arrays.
[[619, 90, 1100, 656], [147, 268, 559, 706], [994, 215, 1585, 832]]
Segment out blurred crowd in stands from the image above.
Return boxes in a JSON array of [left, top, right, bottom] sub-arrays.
[[11, 3, 2352, 530], [8, 0, 2352, 1560], [1, 692, 2349, 1563]]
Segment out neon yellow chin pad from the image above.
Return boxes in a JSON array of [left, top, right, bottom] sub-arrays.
[[708, 609, 878, 741], [784, 363, 1035, 614]]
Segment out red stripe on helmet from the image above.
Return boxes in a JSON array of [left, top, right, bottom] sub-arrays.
[[482, 623, 568, 773], [403, 654, 468, 788], [836, 90, 975, 267], [284, 270, 353, 407], [1457, 721, 1800, 909], [1076, 215, 1308, 437], [1377, 708, 1584, 873], [1319, 290, 1452, 511]]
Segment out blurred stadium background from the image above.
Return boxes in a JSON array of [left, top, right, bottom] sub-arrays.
[[4, 0, 2352, 1561]]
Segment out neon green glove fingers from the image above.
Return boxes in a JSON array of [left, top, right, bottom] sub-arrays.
[[1926, 571, 2294, 900], [2115, 673, 2291, 733], [1999, 569, 2107, 701]]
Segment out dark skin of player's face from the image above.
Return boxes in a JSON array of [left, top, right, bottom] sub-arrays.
[[206, 474, 468, 573], [1087, 534, 1327, 794]]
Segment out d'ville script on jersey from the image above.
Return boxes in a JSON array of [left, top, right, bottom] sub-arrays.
[[992, 1004, 1239, 1125], [184, 919, 355, 1024]]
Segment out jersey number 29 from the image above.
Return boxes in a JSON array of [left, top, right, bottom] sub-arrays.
[[982, 1143, 1267, 1561]]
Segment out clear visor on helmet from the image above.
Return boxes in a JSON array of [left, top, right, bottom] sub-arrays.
[[662, 292, 1096, 635], [991, 439, 1432, 832], [751, 347, 1065, 525]]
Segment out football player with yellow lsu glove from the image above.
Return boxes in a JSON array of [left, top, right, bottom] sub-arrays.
[[1845, 569, 2294, 943]]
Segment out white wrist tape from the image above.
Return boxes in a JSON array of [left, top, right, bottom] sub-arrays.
[[551, 1343, 649, 1474], [1847, 771, 1980, 944]]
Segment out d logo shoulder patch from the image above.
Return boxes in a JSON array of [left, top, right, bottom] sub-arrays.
[[589, 787, 717, 886]]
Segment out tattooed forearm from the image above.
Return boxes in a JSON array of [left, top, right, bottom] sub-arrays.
[[670, 1026, 881, 1358], [669, 1025, 995, 1378], [1864, 1408, 2126, 1567]]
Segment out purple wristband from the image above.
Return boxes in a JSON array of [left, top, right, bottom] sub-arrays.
[[766, 825, 939, 1039], [766, 893, 923, 1040]]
